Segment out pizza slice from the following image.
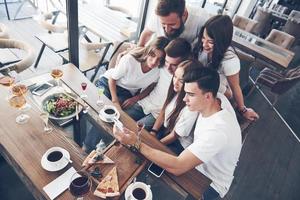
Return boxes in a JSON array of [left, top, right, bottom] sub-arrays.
[[82, 150, 114, 167], [94, 166, 120, 199]]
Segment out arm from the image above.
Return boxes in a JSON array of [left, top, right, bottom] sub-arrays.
[[113, 126, 202, 175], [160, 130, 178, 145], [108, 77, 121, 107], [227, 73, 259, 121], [138, 29, 154, 47], [121, 82, 156, 109]]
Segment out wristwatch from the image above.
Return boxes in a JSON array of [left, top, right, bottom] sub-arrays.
[[131, 137, 141, 152]]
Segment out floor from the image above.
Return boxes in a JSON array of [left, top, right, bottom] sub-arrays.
[[1, 2, 300, 200]]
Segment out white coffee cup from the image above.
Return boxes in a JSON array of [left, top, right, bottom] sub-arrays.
[[45, 147, 67, 168], [100, 105, 117, 121], [125, 182, 152, 200]]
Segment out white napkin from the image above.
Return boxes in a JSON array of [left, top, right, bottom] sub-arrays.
[[43, 167, 78, 200]]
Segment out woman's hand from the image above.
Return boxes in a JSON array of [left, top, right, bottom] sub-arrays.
[[121, 96, 139, 109], [242, 107, 259, 121]]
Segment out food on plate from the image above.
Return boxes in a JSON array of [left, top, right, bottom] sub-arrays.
[[82, 150, 114, 167], [94, 166, 120, 198], [44, 94, 76, 118]]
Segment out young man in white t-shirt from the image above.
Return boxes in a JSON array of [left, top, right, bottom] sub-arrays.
[[114, 66, 242, 200], [125, 38, 191, 130], [139, 0, 209, 46]]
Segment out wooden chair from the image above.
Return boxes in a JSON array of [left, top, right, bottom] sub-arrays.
[[0, 38, 35, 74], [233, 15, 258, 33], [251, 66, 300, 105]]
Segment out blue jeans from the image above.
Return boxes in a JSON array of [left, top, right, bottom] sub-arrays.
[[124, 103, 156, 131], [95, 77, 132, 103], [202, 186, 220, 200]]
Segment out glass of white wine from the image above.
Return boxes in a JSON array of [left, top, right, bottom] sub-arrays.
[[9, 95, 30, 124], [96, 86, 105, 107], [51, 69, 63, 87], [40, 112, 53, 133]]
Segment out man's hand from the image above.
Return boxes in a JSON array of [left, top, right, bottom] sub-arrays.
[[243, 107, 259, 121], [121, 96, 139, 109], [113, 125, 137, 146]]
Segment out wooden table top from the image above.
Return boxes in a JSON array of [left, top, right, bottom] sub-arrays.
[[0, 64, 211, 199], [232, 27, 295, 69]]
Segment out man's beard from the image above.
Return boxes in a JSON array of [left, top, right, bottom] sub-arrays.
[[164, 20, 185, 40]]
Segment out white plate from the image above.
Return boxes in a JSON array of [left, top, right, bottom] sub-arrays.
[[98, 108, 120, 123], [41, 147, 70, 172]]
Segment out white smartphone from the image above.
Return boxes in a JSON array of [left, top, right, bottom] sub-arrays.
[[32, 82, 53, 96], [148, 162, 165, 178]]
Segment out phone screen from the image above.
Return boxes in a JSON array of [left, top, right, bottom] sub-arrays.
[[148, 163, 164, 177], [33, 83, 53, 95]]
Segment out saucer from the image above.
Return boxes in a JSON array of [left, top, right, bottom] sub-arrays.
[[98, 108, 120, 123], [125, 182, 152, 200], [41, 147, 70, 172]]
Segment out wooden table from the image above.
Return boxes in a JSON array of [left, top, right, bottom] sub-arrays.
[[232, 27, 295, 69], [0, 64, 211, 199]]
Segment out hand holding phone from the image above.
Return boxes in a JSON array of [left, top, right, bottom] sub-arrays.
[[148, 162, 165, 178]]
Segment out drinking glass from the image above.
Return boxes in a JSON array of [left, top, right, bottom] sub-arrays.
[[3, 77, 15, 100], [12, 84, 31, 111], [51, 69, 63, 87], [9, 96, 30, 124], [80, 82, 88, 99], [40, 112, 53, 133], [96, 86, 105, 107], [69, 171, 92, 200], [137, 121, 145, 141]]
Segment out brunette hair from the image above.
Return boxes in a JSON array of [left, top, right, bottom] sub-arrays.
[[163, 59, 201, 134], [155, 0, 186, 17], [192, 15, 235, 70], [184, 64, 220, 97], [130, 36, 170, 68], [165, 38, 191, 60]]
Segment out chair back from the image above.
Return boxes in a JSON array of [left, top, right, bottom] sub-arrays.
[[288, 10, 300, 20], [38, 11, 67, 33], [107, 41, 136, 69], [283, 18, 300, 42], [0, 39, 35, 73], [265, 29, 295, 49], [271, 66, 300, 94], [0, 23, 9, 39], [233, 15, 258, 33], [252, 7, 272, 36]]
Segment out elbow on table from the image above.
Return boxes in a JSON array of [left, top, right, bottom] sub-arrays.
[[166, 167, 186, 176]]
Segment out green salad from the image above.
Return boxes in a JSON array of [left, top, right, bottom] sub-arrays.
[[45, 94, 76, 118]]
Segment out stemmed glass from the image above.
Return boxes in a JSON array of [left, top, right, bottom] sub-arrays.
[[137, 121, 145, 143], [40, 112, 53, 133], [51, 69, 63, 87], [9, 95, 30, 124], [80, 82, 88, 99], [12, 84, 31, 111], [3, 77, 15, 100], [96, 86, 105, 107], [69, 170, 92, 200]]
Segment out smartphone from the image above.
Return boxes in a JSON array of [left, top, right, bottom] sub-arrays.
[[148, 162, 165, 178], [32, 82, 53, 96]]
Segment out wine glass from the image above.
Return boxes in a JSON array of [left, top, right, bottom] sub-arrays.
[[137, 121, 145, 141], [9, 96, 30, 124], [12, 84, 31, 111], [40, 112, 53, 133], [96, 86, 105, 107], [51, 69, 63, 87], [80, 82, 88, 99], [3, 77, 15, 100], [69, 170, 92, 200]]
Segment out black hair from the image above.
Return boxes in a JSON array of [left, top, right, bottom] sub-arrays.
[[155, 0, 186, 17], [165, 38, 191, 60]]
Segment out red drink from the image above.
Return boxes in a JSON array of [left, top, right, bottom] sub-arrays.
[[81, 82, 87, 91]]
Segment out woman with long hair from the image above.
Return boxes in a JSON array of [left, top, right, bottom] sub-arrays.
[[96, 36, 170, 109], [193, 15, 259, 121], [150, 60, 199, 154]]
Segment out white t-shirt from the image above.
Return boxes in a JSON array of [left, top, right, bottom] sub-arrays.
[[147, 7, 209, 44], [198, 48, 240, 94], [104, 54, 159, 95], [138, 67, 173, 118], [164, 95, 177, 127], [187, 93, 241, 197]]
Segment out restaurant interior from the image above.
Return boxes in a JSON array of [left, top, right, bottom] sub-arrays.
[[0, 0, 300, 199]]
